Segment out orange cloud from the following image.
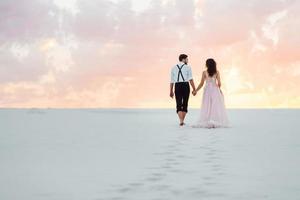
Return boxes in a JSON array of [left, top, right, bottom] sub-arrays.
[[0, 0, 299, 108]]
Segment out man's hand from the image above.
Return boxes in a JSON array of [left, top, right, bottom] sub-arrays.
[[192, 90, 197, 96], [170, 91, 174, 98]]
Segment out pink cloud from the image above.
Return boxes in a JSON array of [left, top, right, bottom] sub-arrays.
[[0, 0, 299, 108]]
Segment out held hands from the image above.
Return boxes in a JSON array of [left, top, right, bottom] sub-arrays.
[[192, 90, 197, 96]]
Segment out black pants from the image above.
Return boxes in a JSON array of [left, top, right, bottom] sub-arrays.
[[175, 82, 190, 113]]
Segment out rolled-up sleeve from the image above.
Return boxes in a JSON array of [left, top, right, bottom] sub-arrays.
[[187, 66, 193, 80]]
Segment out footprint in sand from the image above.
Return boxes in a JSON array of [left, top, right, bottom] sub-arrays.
[[107, 197, 126, 200], [149, 184, 170, 191], [116, 187, 133, 193], [187, 187, 209, 196], [128, 182, 144, 187], [196, 139, 227, 189], [104, 131, 224, 199]]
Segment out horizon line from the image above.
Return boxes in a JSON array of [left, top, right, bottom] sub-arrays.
[[1, 107, 300, 110]]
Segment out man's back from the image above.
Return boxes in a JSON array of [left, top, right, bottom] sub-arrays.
[[170, 62, 193, 83]]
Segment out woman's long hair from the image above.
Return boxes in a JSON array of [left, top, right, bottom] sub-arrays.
[[206, 58, 217, 77]]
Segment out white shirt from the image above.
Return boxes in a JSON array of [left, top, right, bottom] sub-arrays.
[[170, 62, 193, 83]]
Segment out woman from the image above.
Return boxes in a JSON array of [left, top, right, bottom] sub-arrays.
[[192, 58, 229, 128]]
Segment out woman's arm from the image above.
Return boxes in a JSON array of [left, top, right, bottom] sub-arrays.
[[196, 71, 206, 92], [216, 70, 221, 88]]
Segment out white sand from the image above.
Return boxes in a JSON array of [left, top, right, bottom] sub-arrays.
[[0, 109, 299, 200]]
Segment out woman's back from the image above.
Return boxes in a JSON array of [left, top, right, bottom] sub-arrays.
[[204, 70, 218, 86]]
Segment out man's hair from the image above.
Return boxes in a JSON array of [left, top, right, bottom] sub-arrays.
[[179, 54, 188, 61]]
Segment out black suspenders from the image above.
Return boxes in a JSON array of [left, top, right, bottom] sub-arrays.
[[177, 64, 185, 82]]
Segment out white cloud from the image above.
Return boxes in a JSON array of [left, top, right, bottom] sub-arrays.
[[9, 43, 30, 61], [39, 71, 56, 84], [262, 10, 287, 46], [250, 30, 267, 53], [53, 0, 80, 16]]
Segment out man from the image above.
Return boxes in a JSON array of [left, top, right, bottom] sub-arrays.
[[170, 54, 196, 126]]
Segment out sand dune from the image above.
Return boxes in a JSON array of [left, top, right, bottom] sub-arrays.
[[0, 109, 299, 200]]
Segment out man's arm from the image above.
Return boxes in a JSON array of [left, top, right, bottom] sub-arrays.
[[170, 68, 175, 98], [188, 66, 196, 92], [189, 79, 196, 92], [170, 83, 174, 98]]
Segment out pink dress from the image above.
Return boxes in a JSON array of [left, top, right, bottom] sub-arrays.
[[193, 71, 229, 128]]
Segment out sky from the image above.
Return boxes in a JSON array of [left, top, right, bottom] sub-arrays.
[[0, 0, 299, 108]]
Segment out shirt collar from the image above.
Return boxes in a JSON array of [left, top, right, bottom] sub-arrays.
[[179, 61, 186, 66]]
